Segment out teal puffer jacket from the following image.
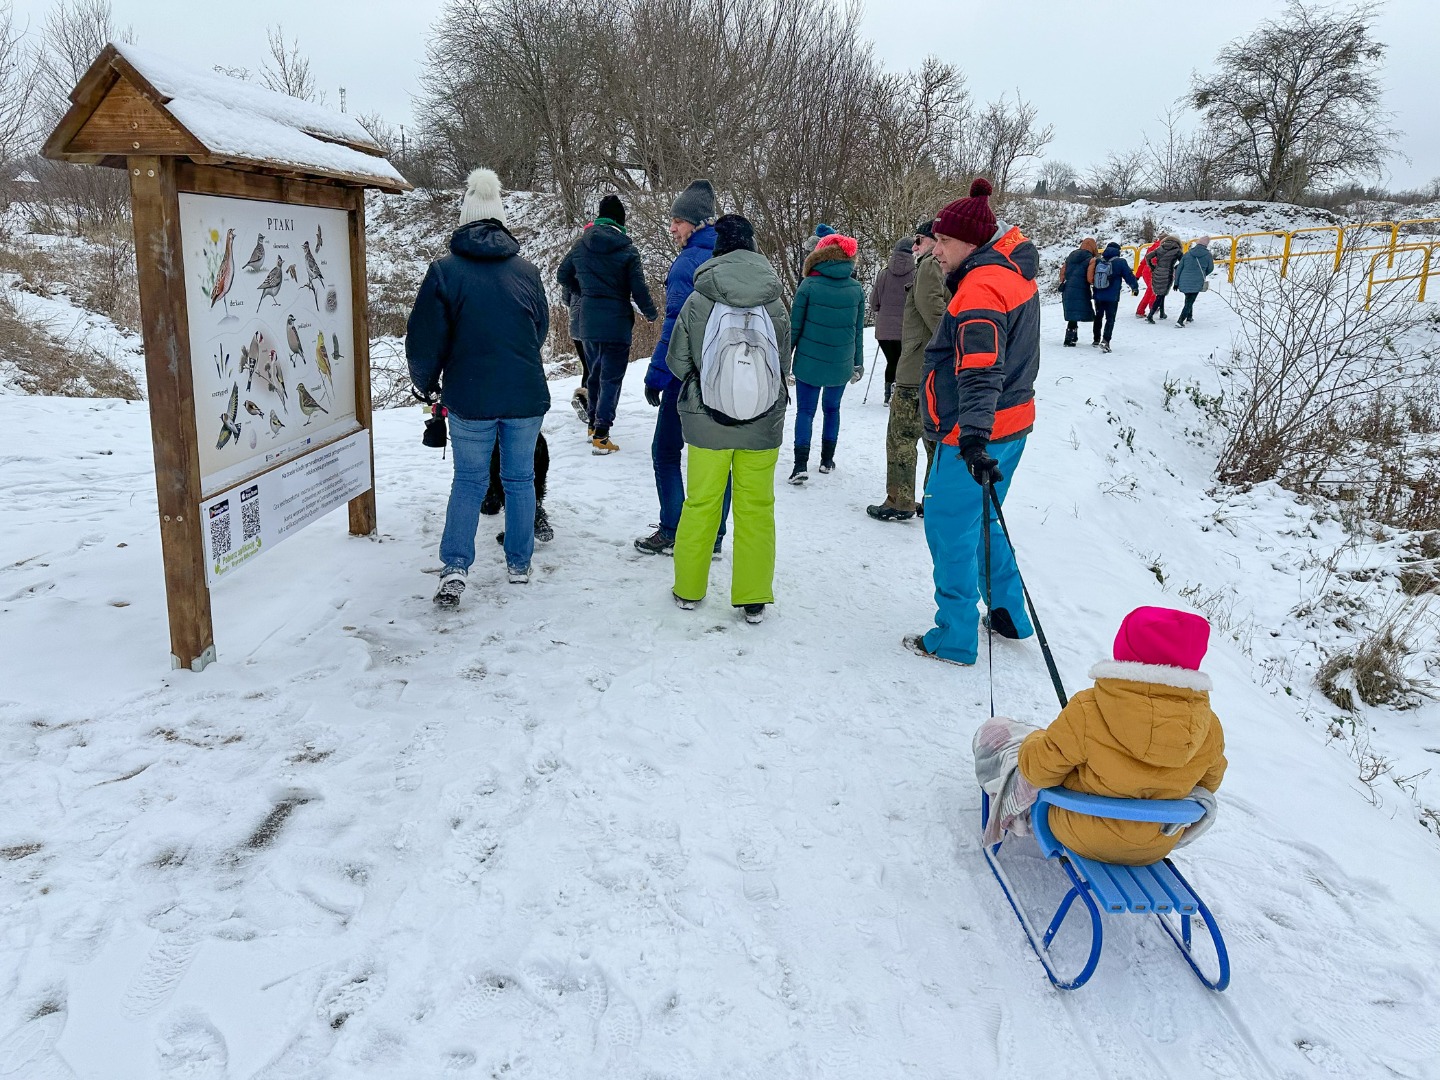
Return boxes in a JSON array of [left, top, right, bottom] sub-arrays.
[[790, 245, 865, 387]]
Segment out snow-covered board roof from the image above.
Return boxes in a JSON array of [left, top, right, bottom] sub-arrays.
[[43, 43, 410, 193]]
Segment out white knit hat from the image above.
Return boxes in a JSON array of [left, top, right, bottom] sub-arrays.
[[458, 167, 505, 227]]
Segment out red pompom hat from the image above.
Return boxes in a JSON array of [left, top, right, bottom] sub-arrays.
[[1112, 606, 1211, 672], [814, 232, 858, 259], [934, 178, 997, 247]]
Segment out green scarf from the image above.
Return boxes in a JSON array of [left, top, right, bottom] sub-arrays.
[[595, 217, 627, 234]]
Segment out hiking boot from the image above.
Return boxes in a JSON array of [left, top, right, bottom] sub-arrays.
[[916, 501, 925, 518], [1145, 312, 1156, 324], [883, 382, 894, 406], [1159, 311, 1168, 320], [634, 529, 675, 556], [788, 447, 810, 485], [902, 633, 974, 666], [479, 488, 503, 516], [673, 592, 698, 611], [591, 435, 620, 455], [867, 502, 915, 522], [818, 439, 837, 474], [1063, 326, 1077, 347], [507, 564, 531, 584], [742, 603, 766, 624], [534, 504, 553, 542], [571, 389, 589, 422], [984, 607, 1024, 640], [1091, 338, 1101, 348], [713, 537, 724, 560], [1100, 341, 1112, 353], [433, 568, 467, 608]]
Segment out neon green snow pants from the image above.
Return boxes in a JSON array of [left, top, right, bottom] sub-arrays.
[[673, 446, 778, 606]]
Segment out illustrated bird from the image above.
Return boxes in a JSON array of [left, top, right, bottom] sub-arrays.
[[286, 263, 298, 282], [314, 331, 331, 385], [256, 256, 284, 310], [286, 314, 305, 367], [216, 383, 241, 449], [302, 240, 325, 288], [315, 223, 323, 252], [269, 409, 285, 437], [243, 399, 264, 418], [331, 333, 343, 365], [297, 382, 329, 424], [270, 352, 288, 407], [210, 229, 236, 309], [242, 233, 266, 272]]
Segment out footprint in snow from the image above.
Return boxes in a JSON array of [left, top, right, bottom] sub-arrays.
[[156, 1010, 229, 1080]]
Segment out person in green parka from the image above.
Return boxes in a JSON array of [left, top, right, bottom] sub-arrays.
[[665, 215, 792, 624], [788, 232, 866, 483]]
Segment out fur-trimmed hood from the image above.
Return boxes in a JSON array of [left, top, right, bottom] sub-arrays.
[[1088, 659, 1212, 692], [803, 243, 855, 277], [1087, 659, 1214, 768]]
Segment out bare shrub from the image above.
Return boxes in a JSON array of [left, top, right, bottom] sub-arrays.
[[1317, 605, 1429, 710], [75, 224, 139, 331], [367, 338, 414, 410], [0, 289, 140, 398]]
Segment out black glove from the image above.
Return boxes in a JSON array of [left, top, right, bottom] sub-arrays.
[[644, 385, 662, 408], [958, 434, 1004, 486]]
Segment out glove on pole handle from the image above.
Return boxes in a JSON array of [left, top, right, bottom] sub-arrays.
[[985, 481, 1070, 710]]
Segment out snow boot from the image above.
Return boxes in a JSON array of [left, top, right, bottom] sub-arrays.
[[507, 565, 531, 584], [713, 537, 724, 560], [634, 528, 676, 556], [433, 568, 467, 608], [818, 440, 837, 474], [741, 603, 766, 625], [902, 633, 973, 667], [788, 447, 810, 485], [571, 388, 589, 423], [1063, 325, 1077, 347], [1100, 341, 1112, 354], [867, 501, 915, 522], [591, 433, 620, 455], [1145, 311, 1156, 324], [984, 607, 1024, 640], [883, 382, 894, 406], [915, 501, 924, 518], [673, 592, 698, 611]]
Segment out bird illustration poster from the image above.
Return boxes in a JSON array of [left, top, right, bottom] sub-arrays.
[[178, 193, 358, 497]]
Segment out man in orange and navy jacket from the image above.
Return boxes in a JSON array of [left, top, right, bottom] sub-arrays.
[[905, 177, 1041, 666]]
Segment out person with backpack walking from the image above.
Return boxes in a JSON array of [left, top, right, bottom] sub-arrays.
[[1174, 236, 1215, 327], [867, 220, 945, 522], [557, 193, 659, 454], [1058, 238, 1097, 347], [904, 177, 1041, 666], [1134, 237, 1162, 318], [406, 167, 551, 605], [868, 237, 915, 405], [635, 179, 732, 556], [664, 215, 791, 624], [1089, 241, 1140, 352], [1145, 235, 1184, 323], [788, 232, 865, 482]]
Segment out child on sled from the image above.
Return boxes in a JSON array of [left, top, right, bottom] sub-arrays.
[[974, 606, 1227, 865]]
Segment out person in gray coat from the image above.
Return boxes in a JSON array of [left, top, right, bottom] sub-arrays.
[[868, 237, 915, 404], [1145, 235, 1184, 323], [1174, 237, 1215, 327]]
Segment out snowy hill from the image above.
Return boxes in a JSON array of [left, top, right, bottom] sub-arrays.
[[3, 265, 1440, 1077]]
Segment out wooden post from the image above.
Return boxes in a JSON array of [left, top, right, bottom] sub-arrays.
[[347, 187, 377, 537], [128, 155, 215, 670]]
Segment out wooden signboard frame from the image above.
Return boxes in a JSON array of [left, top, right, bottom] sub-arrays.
[[43, 45, 410, 671]]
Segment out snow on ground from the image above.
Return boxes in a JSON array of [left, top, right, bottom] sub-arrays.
[[3, 282, 1440, 1080]]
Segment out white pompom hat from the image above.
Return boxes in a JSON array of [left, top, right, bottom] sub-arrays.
[[459, 167, 505, 227]]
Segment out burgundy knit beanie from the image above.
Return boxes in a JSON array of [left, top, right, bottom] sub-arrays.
[[934, 178, 997, 247]]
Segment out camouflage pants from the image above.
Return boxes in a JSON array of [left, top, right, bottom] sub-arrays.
[[886, 386, 936, 506]]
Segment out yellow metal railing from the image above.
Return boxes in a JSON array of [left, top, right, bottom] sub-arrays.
[[1365, 243, 1438, 309]]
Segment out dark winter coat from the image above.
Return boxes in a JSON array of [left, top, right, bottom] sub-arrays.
[[896, 252, 947, 388], [1147, 237, 1184, 297], [666, 249, 793, 452], [1175, 243, 1215, 294], [868, 239, 915, 341], [406, 220, 551, 421], [923, 223, 1041, 446], [1091, 242, 1140, 303], [1060, 247, 1096, 322], [557, 223, 658, 344], [791, 246, 866, 387], [644, 224, 717, 391]]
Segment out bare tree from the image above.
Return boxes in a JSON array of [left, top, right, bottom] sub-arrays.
[[32, 0, 131, 130], [261, 24, 322, 103], [0, 0, 33, 170], [1036, 159, 1077, 196], [964, 92, 1052, 197], [1191, 0, 1398, 202], [1085, 149, 1147, 201]]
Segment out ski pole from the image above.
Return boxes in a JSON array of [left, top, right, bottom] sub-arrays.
[[861, 339, 881, 404]]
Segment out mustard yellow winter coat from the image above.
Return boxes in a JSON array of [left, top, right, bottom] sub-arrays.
[[1018, 661, 1227, 866]]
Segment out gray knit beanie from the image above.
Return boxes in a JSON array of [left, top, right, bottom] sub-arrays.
[[671, 179, 716, 226]]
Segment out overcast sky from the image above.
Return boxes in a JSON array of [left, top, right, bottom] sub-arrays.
[[13, 0, 1439, 189]]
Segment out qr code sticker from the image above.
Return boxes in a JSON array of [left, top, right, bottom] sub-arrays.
[[208, 500, 232, 557], [240, 485, 261, 541]]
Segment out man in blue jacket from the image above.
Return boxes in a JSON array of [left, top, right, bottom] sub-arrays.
[[635, 179, 733, 555]]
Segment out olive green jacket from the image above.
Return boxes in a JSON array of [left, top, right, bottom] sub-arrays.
[[895, 251, 948, 388]]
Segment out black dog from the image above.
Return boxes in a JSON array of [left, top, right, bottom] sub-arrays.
[[480, 432, 552, 542]]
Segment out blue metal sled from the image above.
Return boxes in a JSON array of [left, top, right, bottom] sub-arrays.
[[981, 787, 1230, 991]]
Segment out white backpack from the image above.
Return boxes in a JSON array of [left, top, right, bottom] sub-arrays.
[[697, 301, 782, 424]]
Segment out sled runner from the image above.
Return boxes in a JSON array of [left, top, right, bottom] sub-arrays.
[[981, 786, 1230, 991]]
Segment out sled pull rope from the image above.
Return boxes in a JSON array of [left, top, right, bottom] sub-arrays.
[[984, 481, 1069, 709]]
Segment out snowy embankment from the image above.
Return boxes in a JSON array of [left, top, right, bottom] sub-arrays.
[[3, 278, 1440, 1079]]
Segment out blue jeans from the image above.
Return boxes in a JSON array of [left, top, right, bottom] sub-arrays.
[[584, 340, 630, 431], [440, 414, 543, 573], [652, 378, 730, 539], [793, 380, 845, 448], [922, 437, 1032, 664]]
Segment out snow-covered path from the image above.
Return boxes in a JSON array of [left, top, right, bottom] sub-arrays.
[[3, 296, 1439, 1080]]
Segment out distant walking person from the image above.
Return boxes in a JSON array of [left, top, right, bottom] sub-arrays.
[[1058, 238, 1097, 347], [665, 215, 791, 624], [868, 237, 915, 404], [407, 167, 551, 605], [1145, 235, 1184, 323], [636, 179, 732, 556], [1134, 237, 1162, 318], [563, 281, 589, 422], [558, 194, 658, 453], [788, 232, 865, 482], [1174, 236, 1215, 327], [1089, 241, 1140, 352], [867, 220, 944, 522]]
